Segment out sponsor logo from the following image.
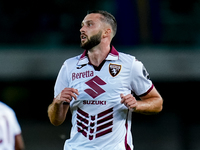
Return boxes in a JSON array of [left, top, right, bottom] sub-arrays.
[[84, 76, 106, 98], [83, 100, 106, 105], [109, 63, 121, 77], [77, 107, 113, 140], [72, 70, 94, 81]]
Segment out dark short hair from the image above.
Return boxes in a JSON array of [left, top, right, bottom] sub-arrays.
[[87, 10, 117, 37]]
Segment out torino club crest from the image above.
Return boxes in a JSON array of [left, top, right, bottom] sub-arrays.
[[109, 63, 121, 77]]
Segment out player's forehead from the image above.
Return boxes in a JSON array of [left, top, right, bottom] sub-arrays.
[[82, 13, 103, 24]]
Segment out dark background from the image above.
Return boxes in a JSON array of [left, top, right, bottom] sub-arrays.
[[0, 0, 200, 150]]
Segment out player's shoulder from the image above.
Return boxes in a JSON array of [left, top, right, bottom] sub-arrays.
[[62, 54, 82, 66], [119, 52, 136, 59], [0, 102, 15, 115], [118, 52, 137, 63], [118, 51, 144, 69]]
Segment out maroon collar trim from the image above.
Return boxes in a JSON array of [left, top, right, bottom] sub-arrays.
[[77, 45, 119, 66]]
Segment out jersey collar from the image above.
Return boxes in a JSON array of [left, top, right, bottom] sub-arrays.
[[77, 45, 119, 66]]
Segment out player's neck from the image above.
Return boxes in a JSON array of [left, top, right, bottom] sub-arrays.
[[88, 43, 110, 67]]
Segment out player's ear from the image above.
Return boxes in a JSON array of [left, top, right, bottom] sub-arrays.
[[103, 28, 112, 38]]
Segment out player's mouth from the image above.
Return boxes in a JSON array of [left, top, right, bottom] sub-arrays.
[[80, 34, 87, 42]]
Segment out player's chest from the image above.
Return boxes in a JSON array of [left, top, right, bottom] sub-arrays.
[[69, 62, 130, 99]]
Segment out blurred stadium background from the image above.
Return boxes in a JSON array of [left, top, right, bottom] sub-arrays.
[[0, 0, 200, 149]]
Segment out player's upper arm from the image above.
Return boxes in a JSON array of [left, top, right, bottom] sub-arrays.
[[130, 57, 152, 96], [54, 62, 69, 98], [15, 134, 25, 150]]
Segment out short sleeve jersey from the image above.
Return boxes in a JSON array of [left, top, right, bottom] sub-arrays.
[[54, 46, 153, 150], [0, 102, 22, 150]]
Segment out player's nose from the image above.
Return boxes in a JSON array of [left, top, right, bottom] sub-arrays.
[[80, 25, 86, 33]]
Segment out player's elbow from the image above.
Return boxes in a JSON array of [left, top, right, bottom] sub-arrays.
[[48, 113, 62, 126], [155, 97, 163, 113], [50, 119, 63, 126], [48, 112, 64, 126], [47, 104, 67, 126]]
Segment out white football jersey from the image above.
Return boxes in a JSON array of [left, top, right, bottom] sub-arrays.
[[54, 46, 153, 150], [0, 102, 21, 150]]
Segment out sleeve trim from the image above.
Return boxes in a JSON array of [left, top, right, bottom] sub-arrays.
[[138, 84, 154, 97]]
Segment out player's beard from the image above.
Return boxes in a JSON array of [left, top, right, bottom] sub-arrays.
[[80, 31, 102, 50]]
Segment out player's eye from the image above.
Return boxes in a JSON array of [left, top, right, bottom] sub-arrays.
[[88, 23, 92, 26], [87, 22, 93, 27]]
